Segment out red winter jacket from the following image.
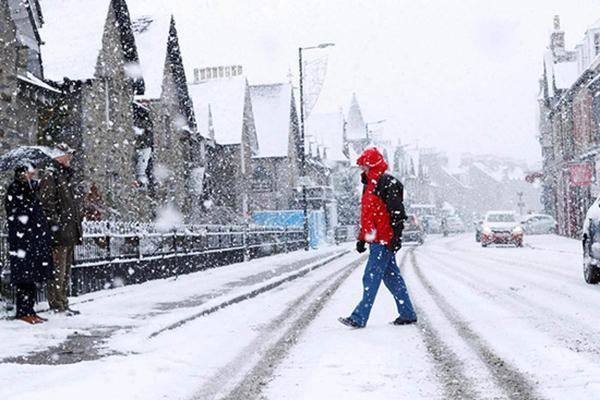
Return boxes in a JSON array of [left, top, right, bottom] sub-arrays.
[[356, 147, 394, 245]]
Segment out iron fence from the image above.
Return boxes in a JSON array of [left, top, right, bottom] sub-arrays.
[[0, 221, 306, 301]]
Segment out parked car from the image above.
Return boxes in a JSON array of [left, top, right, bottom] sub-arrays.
[[520, 214, 557, 234], [447, 216, 465, 233], [402, 214, 425, 245], [582, 198, 600, 284], [475, 219, 483, 242], [481, 211, 524, 247], [408, 204, 439, 234]]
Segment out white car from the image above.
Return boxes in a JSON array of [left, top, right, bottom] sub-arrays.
[[481, 211, 524, 247], [520, 214, 557, 234]]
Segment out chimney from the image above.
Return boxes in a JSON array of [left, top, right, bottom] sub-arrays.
[[193, 65, 245, 81]]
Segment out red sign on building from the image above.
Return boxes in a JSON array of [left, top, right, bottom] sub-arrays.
[[569, 163, 594, 186]]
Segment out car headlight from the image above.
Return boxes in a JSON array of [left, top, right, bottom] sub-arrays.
[[482, 225, 492, 234], [512, 226, 523, 234]]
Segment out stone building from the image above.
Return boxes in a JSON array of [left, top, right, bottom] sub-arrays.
[[129, 10, 201, 221], [249, 82, 300, 211], [188, 66, 258, 223], [538, 16, 600, 236], [39, 0, 148, 221], [0, 0, 59, 200]]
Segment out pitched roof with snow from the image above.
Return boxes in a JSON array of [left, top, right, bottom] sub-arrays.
[[306, 111, 348, 163], [249, 83, 293, 158], [188, 76, 248, 145], [130, 13, 170, 100], [39, 0, 110, 81], [346, 93, 366, 140], [39, 0, 143, 93], [543, 50, 579, 97]]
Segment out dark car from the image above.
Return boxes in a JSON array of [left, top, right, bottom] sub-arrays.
[[583, 198, 600, 284], [403, 214, 425, 245]]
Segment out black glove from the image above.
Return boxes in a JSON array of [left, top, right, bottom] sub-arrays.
[[356, 240, 367, 253], [388, 236, 402, 252]]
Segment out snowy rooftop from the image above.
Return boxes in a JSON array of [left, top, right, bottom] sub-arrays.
[[130, 13, 171, 100], [249, 83, 293, 158], [542, 50, 579, 97], [39, 0, 112, 81], [188, 76, 248, 145], [306, 111, 348, 163], [553, 61, 579, 90], [346, 93, 366, 140], [472, 162, 525, 183]]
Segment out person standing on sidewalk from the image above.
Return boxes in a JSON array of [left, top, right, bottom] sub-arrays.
[[5, 164, 53, 324], [339, 147, 417, 328], [39, 144, 82, 316]]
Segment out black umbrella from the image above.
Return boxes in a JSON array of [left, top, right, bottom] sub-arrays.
[[0, 146, 65, 172]]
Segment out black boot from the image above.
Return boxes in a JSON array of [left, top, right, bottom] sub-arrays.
[[392, 317, 417, 326], [338, 317, 362, 328]]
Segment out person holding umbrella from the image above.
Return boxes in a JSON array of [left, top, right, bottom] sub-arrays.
[[5, 163, 53, 324]]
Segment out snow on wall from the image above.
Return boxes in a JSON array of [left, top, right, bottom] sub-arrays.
[[39, 0, 112, 81], [249, 83, 292, 158], [188, 76, 247, 145]]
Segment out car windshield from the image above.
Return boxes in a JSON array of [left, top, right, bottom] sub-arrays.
[[487, 214, 515, 222]]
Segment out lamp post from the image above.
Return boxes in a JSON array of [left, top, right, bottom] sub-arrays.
[[365, 119, 386, 142], [299, 42, 335, 251]]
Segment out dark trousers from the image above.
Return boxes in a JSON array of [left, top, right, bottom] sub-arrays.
[[15, 283, 36, 317]]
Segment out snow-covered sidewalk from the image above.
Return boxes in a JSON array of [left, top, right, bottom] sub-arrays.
[[0, 245, 348, 362], [0, 245, 364, 400]]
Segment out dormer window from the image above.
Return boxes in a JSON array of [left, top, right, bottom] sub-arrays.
[[594, 33, 600, 56]]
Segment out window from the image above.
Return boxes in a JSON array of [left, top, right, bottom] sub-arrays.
[[594, 33, 600, 56], [252, 165, 273, 192]]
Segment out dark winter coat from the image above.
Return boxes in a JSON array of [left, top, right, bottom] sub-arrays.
[[39, 161, 83, 247], [5, 178, 54, 284], [357, 147, 405, 245]]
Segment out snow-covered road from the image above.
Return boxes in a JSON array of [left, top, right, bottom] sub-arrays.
[[1, 234, 599, 400]]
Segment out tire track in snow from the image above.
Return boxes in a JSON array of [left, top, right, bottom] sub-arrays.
[[409, 250, 545, 400], [419, 249, 600, 360], [397, 251, 482, 400], [191, 255, 366, 400]]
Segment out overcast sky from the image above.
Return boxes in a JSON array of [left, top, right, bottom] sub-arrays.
[[153, 0, 600, 164]]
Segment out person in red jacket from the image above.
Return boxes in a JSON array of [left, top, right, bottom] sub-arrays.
[[339, 147, 417, 328]]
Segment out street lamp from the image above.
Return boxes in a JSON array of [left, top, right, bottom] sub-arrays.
[[299, 42, 335, 251], [365, 119, 386, 141]]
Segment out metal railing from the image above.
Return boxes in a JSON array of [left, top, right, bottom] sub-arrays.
[[0, 221, 306, 300]]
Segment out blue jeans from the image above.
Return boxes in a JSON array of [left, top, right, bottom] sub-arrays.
[[350, 244, 417, 327]]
